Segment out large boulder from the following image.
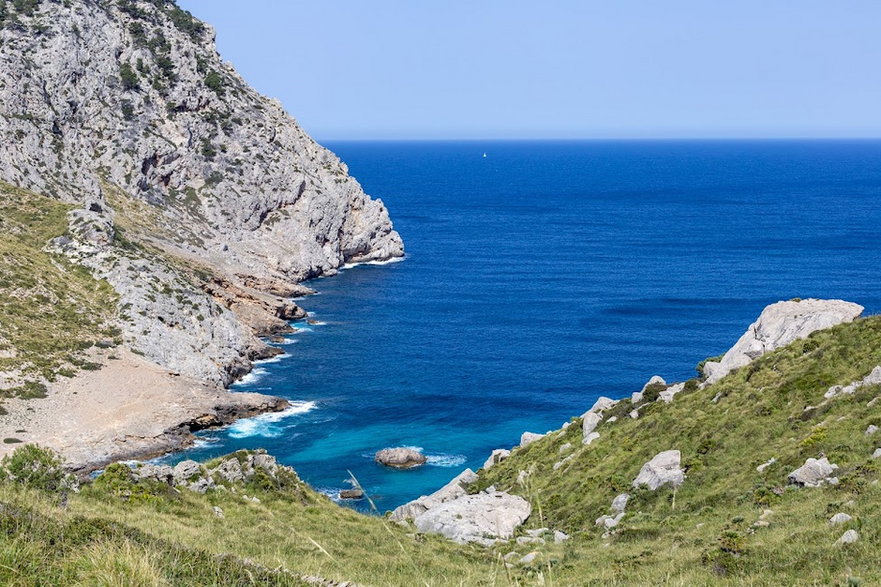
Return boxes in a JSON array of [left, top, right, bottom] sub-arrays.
[[412, 491, 531, 545], [390, 468, 478, 521], [632, 450, 685, 490], [788, 457, 839, 487], [375, 447, 427, 469], [702, 299, 863, 384], [582, 412, 603, 443]]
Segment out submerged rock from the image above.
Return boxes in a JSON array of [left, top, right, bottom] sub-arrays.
[[702, 299, 863, 384], [339, 489, 364, 500], [374, 447, 427, 469], [632, 450, 685, 490]]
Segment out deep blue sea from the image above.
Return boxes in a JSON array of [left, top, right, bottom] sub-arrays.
[[164, 140, 881, 513]]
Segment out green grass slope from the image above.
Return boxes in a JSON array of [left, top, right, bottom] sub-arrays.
[[1, 306, 879, 586]]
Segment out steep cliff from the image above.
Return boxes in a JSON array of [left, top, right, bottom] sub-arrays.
[[0, 0, 403, 385]]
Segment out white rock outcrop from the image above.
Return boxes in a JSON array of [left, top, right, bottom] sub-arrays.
[[825, 366, 881, 399], [632, 450, 685, 490], [482, 449, 511, 471], [829, 513, 853, 525], [702, 300, 863, 384], [519, 432, 545, 448], [837, 529, 859, 544], [412, 491, 531, 545], [788, 457, 839, 487], [390, 468, 478, 522]]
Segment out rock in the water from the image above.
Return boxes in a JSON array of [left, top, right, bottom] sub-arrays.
[[390, 468, 478, 522], [788, 457, 839, 487], [375, 447, 427, 469], [829, 513, 853, 525], [519, 432, 545, 448], [632, 450, 685, 490], [413, 491, 531, 545], [482, 449, 511, 470], [339, 489, 364, 499], [702, 299, 863, 384], [837, 529, 859, 544]]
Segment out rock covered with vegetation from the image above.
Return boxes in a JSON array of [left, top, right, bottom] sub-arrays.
[[0, 0, 402, 386]]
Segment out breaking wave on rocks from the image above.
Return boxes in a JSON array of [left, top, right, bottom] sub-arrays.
[[227, 401, 317, 439], [341, 256, 405, 270], [232, 367, 269, 387], [425, 453, 467, 467]]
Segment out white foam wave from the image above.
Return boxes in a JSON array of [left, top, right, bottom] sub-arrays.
[[227, 401, 317, 439], [233, 367, 268, 386], [254, 353, 290, 365], [342, 256, 405, 270], [426, 454, 467, 468]]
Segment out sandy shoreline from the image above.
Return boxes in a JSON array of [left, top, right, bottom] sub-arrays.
[[0, 349, 287, 473]]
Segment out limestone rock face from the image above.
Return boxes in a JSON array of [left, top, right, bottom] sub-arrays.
[[375, 448, 427, 469], [702, 300, 863, 384], [788, 457, 839, 487], [0, 0, 402, 385], [390, 468, 478, 522], [825, 366, 881, 399], [482, 449, 511, 471], [632, 450, 685, 490], [412, 491, 531, 545]]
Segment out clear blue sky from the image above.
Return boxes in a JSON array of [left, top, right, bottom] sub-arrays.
[[179, 0, 881, 140]]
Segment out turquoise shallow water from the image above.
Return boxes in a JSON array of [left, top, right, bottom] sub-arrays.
[[162, 140, 881, 513]]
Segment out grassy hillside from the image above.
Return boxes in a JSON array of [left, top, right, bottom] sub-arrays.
[[0, 314, 879, 585], [0, 183, 118, 400]]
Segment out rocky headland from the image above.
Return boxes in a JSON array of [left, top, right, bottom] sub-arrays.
[[0, 0, 402, 470]]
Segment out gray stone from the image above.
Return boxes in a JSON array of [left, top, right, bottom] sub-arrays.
[[829, 513, 852, 525], [525, 528, 548, 537], [788, 457, 839, 487], [339, 489, 364, 499], [659, 382, 685, 403], [595, 512, 625, 529], [611, 493, 630, 513], [584, 397, 618, 417], [172, 460, 202, 485], [866, 425, 879, 436], [632, 450, 685, 490], [826, 366, 881, 399], [553, 530, 569, 543], [516, 536, 544, 546], [582, 412, 603, 440], [641, 375, 666, 392], [837, 529, 859, 544], [703, 300, 863, 384], [412, 491, 531, 545], [559, 443, 573, 453], [873, 448, 881, 460], [215, 457, 245, 484], [583, 432, 600, 446], [519, 552, 539, 565], [756, 457, 777, 473], [132, 464, 174, 484], [390, 468, 478, 522], [212, 506, 224, 519], [519, 432, 545, 448], [375, 447, 426, 469]]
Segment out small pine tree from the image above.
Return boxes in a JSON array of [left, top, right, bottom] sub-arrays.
[[119, 62, 139, 91], [204, 70, 224, 96]]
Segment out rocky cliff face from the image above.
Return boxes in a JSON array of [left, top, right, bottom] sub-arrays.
[[0, 0, 403, 385]]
